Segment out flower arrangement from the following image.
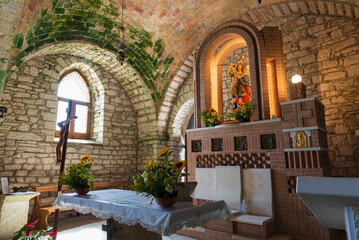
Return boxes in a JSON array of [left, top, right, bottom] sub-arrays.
[[200, 108, 223, 127], [233, 101, 253, 122], [132, 147, 188, 202], [12, 220, 57, 240], [59, 155, 94, 189]]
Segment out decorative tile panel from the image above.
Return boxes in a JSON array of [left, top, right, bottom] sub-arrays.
[[196, 153, 270, 168], [261, 134, 276, 149], [234, 136, 248, 151], [287, 176, 297, 193], [191, 140, 202, 152], [211, 138, 223, 152]]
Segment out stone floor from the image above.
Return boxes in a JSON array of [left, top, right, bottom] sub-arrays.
[[49, 214, 291, 240], [49, 213, 196, 240]]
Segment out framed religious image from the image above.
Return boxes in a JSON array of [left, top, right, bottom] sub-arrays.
[[1, 177, 9, 194]]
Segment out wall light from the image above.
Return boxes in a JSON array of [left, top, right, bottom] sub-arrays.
[[0, 106, 7, 118], [289, 75, 306, 100], [291, 75, 302, 84]]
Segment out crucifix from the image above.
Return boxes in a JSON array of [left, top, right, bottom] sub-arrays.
[[52, 100, 77, 239]]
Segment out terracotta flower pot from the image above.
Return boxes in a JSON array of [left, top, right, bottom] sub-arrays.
[[155, 196, 177, 207], [75, 186, 90, 195]]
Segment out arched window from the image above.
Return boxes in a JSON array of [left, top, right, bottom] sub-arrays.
[[55, 70, 92, 139]]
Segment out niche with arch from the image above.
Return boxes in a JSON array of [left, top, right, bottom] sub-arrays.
[[194, 21, 287, 127]]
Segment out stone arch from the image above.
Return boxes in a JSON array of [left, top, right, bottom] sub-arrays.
[[171, 99, 195, 161], [241, 0, 359, 26], [167, 70, 194, 161], [12, 41, 157, 140], [158, 52, 195, 136], [195, 20, 268, 127]]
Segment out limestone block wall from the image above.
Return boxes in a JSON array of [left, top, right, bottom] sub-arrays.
[[281, 15, 359, 176], [222, 47, 249, 116], [0, 55, 138, 193]]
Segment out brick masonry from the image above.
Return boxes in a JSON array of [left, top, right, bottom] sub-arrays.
[[186, 98, 335, 239]]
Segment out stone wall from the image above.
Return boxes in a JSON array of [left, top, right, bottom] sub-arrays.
[[0, 54, 138, 193], [222, 47, 249, 116], [281, 14, 359, 176]]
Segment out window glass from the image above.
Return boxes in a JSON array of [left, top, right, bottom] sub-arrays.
[[58, 71, 90, 103], [74, 105, 88, 133], [56, 100, 69, 131]]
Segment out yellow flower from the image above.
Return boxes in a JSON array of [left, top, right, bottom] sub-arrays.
[[85, 162, 94, 166], [144, 158, 154, 169], [172, 160, 186, 172], [80, 155, 91, 162], [157, 147, 170, 158]]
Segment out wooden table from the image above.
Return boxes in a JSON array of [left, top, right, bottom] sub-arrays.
[[53, 189, 231, 240]]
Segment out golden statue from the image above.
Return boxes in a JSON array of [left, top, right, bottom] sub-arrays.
[[295, 131, 308, 148], [227, 56, 251, 110]]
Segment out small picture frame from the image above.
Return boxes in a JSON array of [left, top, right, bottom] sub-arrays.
[[1, 177, 9, 194]]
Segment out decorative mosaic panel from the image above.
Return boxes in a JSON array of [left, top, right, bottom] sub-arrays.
[[196, 153, 270, 168], [260, 134, 276, 149], [211, 138, 223, 152], [234, 136, 248, 151], [191, 140, 202, 152], [287, 176, 297, 193]]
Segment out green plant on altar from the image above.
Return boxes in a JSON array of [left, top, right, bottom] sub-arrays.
[[59, 155, 94, 189], [233, 101, 253, 122], [200, 108, 223, 127], [224, 112, 236, 121], [132, 147, 189, 202], [12, 220, 57, 240]]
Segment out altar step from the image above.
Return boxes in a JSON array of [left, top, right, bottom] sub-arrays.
[[178, 226, 292, 240]]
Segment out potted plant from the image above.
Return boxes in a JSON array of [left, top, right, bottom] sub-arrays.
[[59, 155, 94, 195], [233, 101, 253, 123], [132, 147, 189, 207], [13, 220, 57, 240], [200, 108, 223, 127]]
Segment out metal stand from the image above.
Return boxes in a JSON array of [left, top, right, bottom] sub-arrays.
[[102, 219, 117, 240]]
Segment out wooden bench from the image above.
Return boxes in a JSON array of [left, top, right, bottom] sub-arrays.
[[31, 181, 129, 229]]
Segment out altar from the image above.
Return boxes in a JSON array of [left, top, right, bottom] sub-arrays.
[[53, 189, 232, 239]]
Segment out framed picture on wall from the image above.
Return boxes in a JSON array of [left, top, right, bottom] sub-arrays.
[[1, 177, 9, 194]]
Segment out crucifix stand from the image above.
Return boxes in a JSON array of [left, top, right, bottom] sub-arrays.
[[52, 100, 76, 239]]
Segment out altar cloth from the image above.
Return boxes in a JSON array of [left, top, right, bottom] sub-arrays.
[[53, 189, 231, 236]]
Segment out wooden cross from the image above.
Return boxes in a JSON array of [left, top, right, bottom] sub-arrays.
[[53, 100, 77, 239]]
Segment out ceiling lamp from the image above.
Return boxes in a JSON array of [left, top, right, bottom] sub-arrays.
[[117, 0, 127, 65]]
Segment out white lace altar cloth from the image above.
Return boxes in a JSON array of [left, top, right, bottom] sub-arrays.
[[53, 189, 231, 236]]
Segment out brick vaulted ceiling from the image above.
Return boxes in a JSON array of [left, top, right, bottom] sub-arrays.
[[1, 0, 359, 106]]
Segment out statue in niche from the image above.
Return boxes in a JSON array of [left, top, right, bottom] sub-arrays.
[[227, 56, 251, 110], [295, 131, 308, 148]]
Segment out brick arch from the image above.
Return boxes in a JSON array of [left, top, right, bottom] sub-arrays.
[[195, 20, 268, 128], [11, 42, 157, 140], [241, 0, 359, 25], [158, 52, 195, 136]]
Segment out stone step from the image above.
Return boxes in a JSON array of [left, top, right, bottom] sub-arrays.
[[232, 233, 292, 240]]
